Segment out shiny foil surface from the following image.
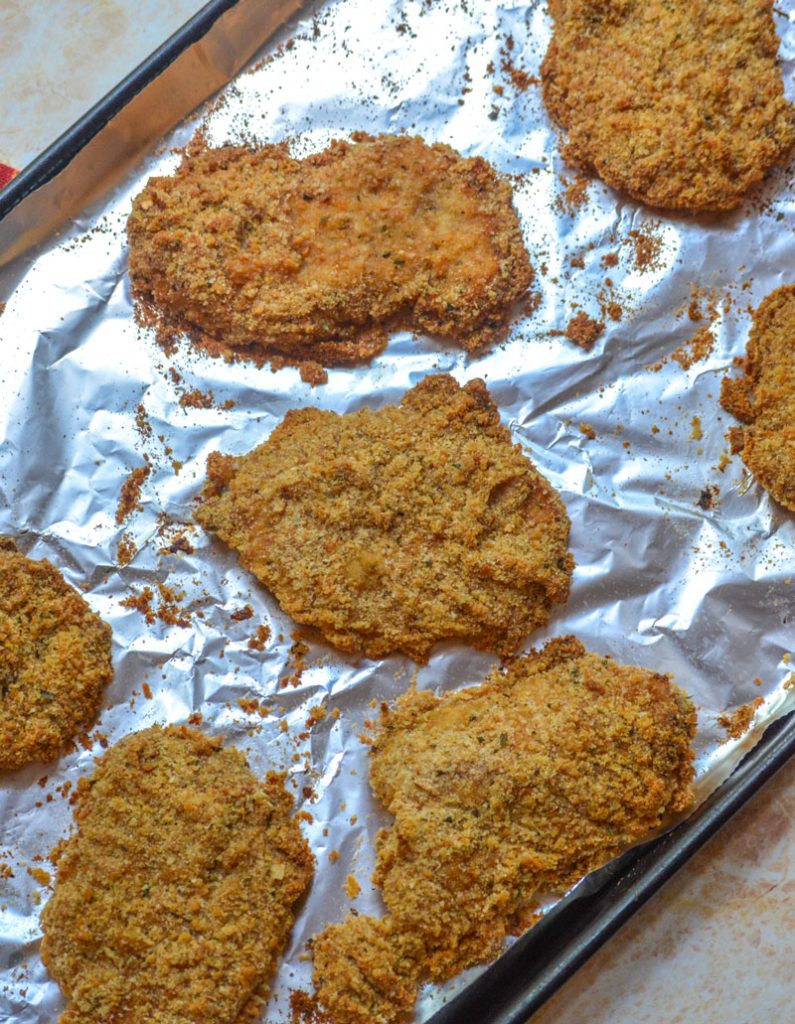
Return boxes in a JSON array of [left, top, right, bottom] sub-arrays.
[[2, 1, 795, 1021]]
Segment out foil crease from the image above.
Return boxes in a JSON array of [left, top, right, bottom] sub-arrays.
[[2, 0, 795, 1020]]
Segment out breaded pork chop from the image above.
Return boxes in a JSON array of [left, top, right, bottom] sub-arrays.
[[127, 134, 533, 371], [195, 375, 573, 663], [311, 637, 696, 1024], [541, 0, 795, 211], [0, 541, 113, 770], [721, 284, 795, 510], [41, 725, 313, 1024]]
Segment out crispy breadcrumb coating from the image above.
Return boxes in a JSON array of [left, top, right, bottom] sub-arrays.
[[195, 375, 573, 662], [311, 637, 696, 1024], [127, 133, 533, 370], [41, 725, 313, 1024], [541, 0, 795, 211], [721, 284, 795, 510], [0, 542, 113, 770]]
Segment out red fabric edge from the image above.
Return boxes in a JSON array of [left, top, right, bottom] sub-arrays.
[[0, 164, 18, 189]]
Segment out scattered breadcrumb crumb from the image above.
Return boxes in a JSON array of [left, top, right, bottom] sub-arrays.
[[119, 582, 191, 628], [116, 533, 138, 567], [115, 465, 151, 524], [247, 624, 272, 651], [344, 875, 361, 900], [718, 697, 764, 739], [673, 327, 715, 371], [648, 326, 715, 373], [627, 229, 663, 273], [563, 311, 604, 350], [231, 604, 255, 622], [179, 388, 215, 409]]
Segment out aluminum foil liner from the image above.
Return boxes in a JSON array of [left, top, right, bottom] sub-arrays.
[[2, 1, 795, 1021]]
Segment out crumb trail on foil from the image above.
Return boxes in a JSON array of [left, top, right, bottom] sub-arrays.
[[718, 697, 764, 740], [115, 464, 151, 525], [309, 637, 696, 1024]]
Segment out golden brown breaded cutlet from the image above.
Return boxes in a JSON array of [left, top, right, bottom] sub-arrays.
[[127, 133, 533, 370], [195, 374, 573, 663], [0, 541, 113, 770], [541, 0, 795, 211], [311, 637, 696, 1024], [721, 284, 795, 510], [41, 725, 314, 1024]]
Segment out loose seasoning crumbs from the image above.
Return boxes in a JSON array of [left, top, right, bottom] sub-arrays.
[[647, 326, 715, 373], [627, 228, 663, 272], [306, 705, 327, 729], [344, 874, 361, 899], [498, 37, 537, 94], [119, 582, 191, 628], [115, 465, 151, 525], [718, 698, 764, 739], [564, 311, 604, 350], [247, 624, 272, 651], [560, 173, 591, 213], [673, 326, 715, 370], [179, 388, 215, 409], [279, 634, 311, 689], [116, 534, 138, 567], [27, 867, 51, 886], [697, 486, 720, 511], [299, 361, 329, 386]]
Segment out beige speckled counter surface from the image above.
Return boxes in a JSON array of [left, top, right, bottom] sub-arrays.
[[0, 4, 791, 1023], [532, 761, 795, 1024], [0, 0, 203, 169]]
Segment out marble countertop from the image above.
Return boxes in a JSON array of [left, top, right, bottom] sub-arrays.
[[0, 0, 202, 170], [0, 3, 790, 1023], [534, 760, 795, 1024]]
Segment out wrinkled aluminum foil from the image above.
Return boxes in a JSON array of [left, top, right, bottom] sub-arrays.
[[2, 0, 795, 1021]]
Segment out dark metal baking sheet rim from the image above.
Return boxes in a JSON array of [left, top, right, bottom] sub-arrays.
[[432, 712, 795, 1023], [0, 0, 241, 221], [1, 4, 794, 1022]]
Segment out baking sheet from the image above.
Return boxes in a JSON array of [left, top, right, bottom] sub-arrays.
[[2, 0, 795, 1021]]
